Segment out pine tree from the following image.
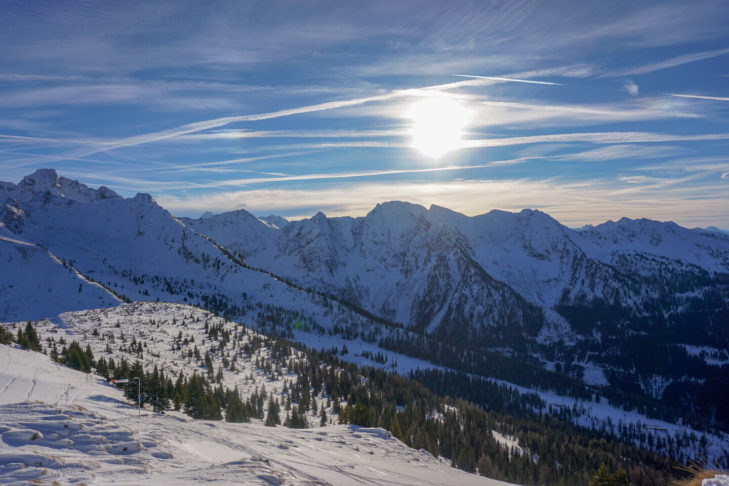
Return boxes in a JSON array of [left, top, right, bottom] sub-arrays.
[[17, 322, 42, 352], [0, 324, 13, 345], [390, 414, 405, 442], [62, 341, 92, 372], [589, 463, 630, 486], [265, 398, 281, 426]]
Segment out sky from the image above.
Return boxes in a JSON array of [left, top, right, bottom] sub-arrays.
[[1, 0, 728, 228]]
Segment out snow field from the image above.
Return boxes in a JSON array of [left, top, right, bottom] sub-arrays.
[[0, 343, 513, 485]]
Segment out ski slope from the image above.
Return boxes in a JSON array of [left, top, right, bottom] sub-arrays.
[[0, 344, 514, 486]]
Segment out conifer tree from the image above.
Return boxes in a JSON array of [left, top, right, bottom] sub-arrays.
[[0, 324, 13, 345], [265, 397, 281, 426]]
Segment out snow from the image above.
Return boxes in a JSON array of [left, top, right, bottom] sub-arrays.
[[704, 474, 729, 486], [1, 168, 120, 204], [259, 214, 289, 230], [2, 170, 729, 477], [681, 344, 729, 366], [483, 375, 729, 464], [10, 302, 317, 422], [577, 217, 729, 273], [0, 342, 514, 485], [490, 431, 525, 458], [0, 234, 120, 321]]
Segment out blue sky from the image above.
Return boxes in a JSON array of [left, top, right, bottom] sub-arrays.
[[1, 0, 728, 228]]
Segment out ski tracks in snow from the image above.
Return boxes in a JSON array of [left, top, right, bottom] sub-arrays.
[[24, 369, 39, 402]]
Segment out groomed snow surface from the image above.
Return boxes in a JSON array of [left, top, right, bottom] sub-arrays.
[[0, 345, 513, 485]]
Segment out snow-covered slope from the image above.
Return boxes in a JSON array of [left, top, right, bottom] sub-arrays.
[[5, 169, 727, 347], [0, 170, 355, 331], [0, 168, 120, 204], [0, 233, 120, 320], [2, 170, 728, 450], [243, 202, 547, 342], [23, 302, 316, 422], [578, 217, 729, 273], [0, 342, 511, 486], [227, 201, 728, 341], [181, 208, 278, 258], [259, 214, 289, 230]]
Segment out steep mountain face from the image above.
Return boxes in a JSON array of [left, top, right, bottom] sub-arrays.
[[181, 209, 278, 258], [1, 168, 120, 204], [242, 202, 546, 346], [0, 170, 345, 327], [0, 234, 120, 320], [259, 214, 289, 229]]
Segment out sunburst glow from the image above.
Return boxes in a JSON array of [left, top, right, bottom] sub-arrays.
[[408, 96, 471, 159]]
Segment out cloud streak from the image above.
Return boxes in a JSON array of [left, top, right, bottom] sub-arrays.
[[464, 131, 729, 148], [453, 74, 562, 86], [613, 46, 729, 76], [669, 93, 729, 102], [62, 78, 491, 159]]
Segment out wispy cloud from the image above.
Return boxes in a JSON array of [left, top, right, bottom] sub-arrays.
[[464, 131, 729, 148], [44, 76, 513, 159], [180, 158, 542, 187], [453, 74, 561, 86], [176, 128, 408, 142], [554, 144, 682, 162], [669, 93, 729, 102], [613, 46, 729, 76]]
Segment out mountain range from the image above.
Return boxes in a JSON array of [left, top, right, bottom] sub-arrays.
[[2, 168, 728, 438]]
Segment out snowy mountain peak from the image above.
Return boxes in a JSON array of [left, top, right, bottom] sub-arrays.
[[132, 192, 155, 203], [579, 216, 729, 272], [180, 207, 278, 257], [312, 210, 328, 222], [2, 168, 121, 204], [702, 226, 729, 235], [192, 208, 259, 225], [367, 201, 426, 220], [425, 204, 466, 228], [258, 214, 288, 230], [20, 168, 59, 190]]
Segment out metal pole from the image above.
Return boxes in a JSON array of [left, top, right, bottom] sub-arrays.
[[137, 377, 141, 417]]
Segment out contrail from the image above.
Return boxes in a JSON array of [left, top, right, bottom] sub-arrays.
[[670, 93, 729, 102], [453, 74, 562, 86]]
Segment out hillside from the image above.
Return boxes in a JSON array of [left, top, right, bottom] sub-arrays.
[[2, 302, 700, 485], [0, 341, 508, 485]]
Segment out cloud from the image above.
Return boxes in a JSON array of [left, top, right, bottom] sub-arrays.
[[453, 74, 561, 86], [669, 93, 729, 102], [612, 46, 729, 76], [175, 158, 541, 187], [622, 79, 639, 96], [46, 75, 516, 159], [176, 128, 408, 142], [155, 177, 729, 229], [554, 144, 682, 162], [465, 97, 699, 128], [464, 131, 729, 148]]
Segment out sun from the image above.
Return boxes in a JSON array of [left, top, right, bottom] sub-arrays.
[[408, 95, 471, 159]]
